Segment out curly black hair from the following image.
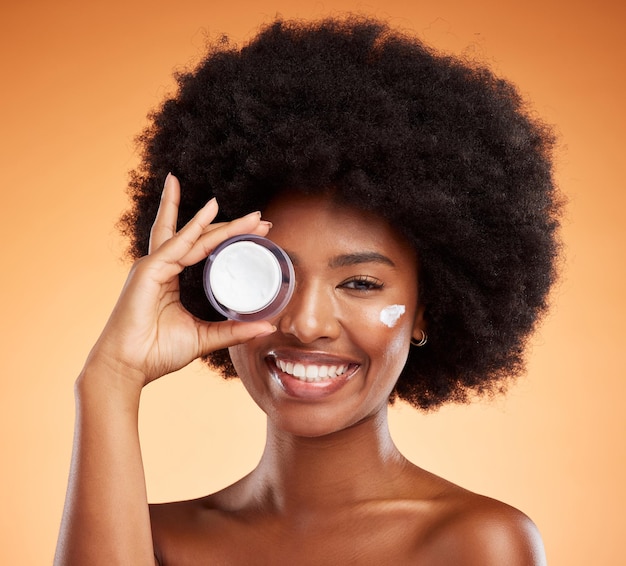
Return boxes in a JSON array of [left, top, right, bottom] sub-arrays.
[[120, 16, 561, 410]]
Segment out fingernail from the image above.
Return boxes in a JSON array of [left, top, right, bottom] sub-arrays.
[[245, 211, 262, 219], [260, 220, 273, 228]]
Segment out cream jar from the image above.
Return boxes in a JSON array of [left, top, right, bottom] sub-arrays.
[[204, 235, 295, 321]]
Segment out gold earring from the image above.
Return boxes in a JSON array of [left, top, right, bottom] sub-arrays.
[[411, 329, 427, 347]]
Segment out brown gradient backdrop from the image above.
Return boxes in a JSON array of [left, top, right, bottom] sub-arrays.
[[1, 0, 624, 563]]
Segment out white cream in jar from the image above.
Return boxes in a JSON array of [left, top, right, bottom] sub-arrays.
[[204, 235, 295, 321]]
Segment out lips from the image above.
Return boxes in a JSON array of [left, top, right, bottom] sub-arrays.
[[267, 354, 360, 399]]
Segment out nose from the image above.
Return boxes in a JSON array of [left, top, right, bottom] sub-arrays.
[[277, 278, 341, 344]]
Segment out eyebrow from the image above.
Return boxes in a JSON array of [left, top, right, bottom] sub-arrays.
[[286, 250, 396, 268]]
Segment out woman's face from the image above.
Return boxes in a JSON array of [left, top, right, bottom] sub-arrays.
[[228, 192, 424, 437]]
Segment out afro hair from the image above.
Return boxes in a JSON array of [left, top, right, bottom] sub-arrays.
[[120, 16, 561, 410]]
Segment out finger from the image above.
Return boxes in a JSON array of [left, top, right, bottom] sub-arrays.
[[197, 320, 276, 354], [177, 219, 272, 268], [153, 196, 220, 267], [149, 173, 180, 254], [194, 214, 272, 239], [156, 205, 268, 271]]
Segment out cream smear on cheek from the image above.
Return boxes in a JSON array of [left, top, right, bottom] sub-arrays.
[[379, 304, 406, 328]]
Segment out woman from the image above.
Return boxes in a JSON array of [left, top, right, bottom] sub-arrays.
[[55, 17, 560, 565]]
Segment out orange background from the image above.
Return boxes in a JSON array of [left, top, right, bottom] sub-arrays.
[[1, 0, 624, 563]]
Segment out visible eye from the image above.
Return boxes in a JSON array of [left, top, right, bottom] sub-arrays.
[[339, 275, 384, 292]]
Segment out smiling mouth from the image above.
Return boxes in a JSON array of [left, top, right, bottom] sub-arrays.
[[275, 359, 350, 382], [268, 355, 360, 398]]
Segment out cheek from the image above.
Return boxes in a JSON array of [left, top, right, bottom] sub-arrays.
[[228, 343, 273, 409], [358, 302, 411, 332], [379, 304, 406, 328], [228, 345, 257, 388], [352, 303, 412, 363]]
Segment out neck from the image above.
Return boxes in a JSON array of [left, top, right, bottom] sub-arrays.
[[249, 407, 409, 514]]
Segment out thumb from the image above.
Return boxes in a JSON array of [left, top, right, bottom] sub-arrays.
[[197, 320, 277, 355]]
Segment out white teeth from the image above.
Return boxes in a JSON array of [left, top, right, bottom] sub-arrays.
[[275, 359, 349, 382], [305, 365, 318, 379]]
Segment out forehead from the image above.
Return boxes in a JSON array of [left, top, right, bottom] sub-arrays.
[[262, 192, 417, 266]]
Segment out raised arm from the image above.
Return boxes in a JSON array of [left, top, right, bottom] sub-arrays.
[[54, 174, 275, 565]]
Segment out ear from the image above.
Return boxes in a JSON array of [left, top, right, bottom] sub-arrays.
[[411, 302, 426, 343]]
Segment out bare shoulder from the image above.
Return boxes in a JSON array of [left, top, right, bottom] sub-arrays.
[[147, 472, 546, 565], [420, 488, 547, 566], [149, 478, 243, 531], [148, 478, 263, 565], [149, 496, 229, 565]]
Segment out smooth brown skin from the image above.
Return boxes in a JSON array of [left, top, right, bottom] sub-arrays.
[[55, 175, 546, 565]]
